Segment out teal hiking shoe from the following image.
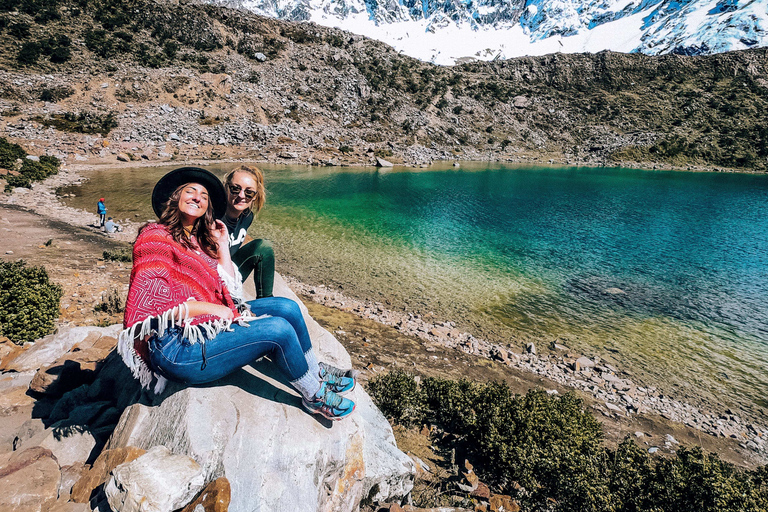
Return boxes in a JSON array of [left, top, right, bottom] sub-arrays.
[[319, 363, 356, 394], [302, 382, 356, 421]]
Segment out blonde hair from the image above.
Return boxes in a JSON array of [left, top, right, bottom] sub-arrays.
[[224, 165, 266, 214]]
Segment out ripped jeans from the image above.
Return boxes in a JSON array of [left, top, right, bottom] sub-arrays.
[[148, 297, 312, 385]]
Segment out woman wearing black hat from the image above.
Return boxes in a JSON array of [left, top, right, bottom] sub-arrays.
[[118, 167, 356, 421]]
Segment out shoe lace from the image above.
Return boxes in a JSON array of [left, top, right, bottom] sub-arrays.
[[321, 386, 343, 408], [319, 362, 347, 378]]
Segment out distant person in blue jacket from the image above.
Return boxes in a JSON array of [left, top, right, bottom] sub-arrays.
[[97, 197, 107, 227]]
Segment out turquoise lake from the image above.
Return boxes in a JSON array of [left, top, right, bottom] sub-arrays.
[[63, 162, 768, 414]]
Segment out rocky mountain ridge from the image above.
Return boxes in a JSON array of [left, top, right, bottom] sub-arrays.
[[207, 0, 768, 64]]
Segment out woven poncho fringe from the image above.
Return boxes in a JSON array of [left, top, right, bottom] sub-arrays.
[[118, 301, 261, 394]]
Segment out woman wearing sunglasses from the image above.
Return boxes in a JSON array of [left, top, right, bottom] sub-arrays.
[[119, 166, 356, 420], [220, 165, 275, 300]]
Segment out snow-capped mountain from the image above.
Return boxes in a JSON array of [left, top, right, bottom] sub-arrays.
[[209, 0, 768, 65]]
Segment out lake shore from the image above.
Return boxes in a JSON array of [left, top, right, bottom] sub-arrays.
[[2, 158, 767, 468]]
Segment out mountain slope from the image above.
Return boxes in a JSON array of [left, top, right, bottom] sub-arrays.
[[0, 0, 766, 171]]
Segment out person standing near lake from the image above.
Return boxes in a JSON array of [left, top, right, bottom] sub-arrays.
[[118, 166, 356, 420], [97, 197, 106, 227], [220, 165, 275, 299]]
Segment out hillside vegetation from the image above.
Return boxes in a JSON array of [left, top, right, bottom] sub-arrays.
[[0, 0, 767, 170]]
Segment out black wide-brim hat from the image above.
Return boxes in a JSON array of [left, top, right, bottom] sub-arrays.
[[151, 167, 226, 219]]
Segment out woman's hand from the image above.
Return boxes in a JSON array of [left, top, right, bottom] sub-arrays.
[[210, 219, 229, 250]]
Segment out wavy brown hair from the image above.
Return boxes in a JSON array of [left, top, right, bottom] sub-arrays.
[[224, 165, 266, 214], [140, 182, 219, 258]]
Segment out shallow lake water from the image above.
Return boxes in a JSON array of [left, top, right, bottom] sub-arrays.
[[62, 162, 768, 415]]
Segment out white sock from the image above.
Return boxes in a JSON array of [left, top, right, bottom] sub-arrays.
[[304, 348, 321, 378], [291, 370, 321, 401]]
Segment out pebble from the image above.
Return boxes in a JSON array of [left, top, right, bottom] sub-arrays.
[[284, 275, 768, 461]]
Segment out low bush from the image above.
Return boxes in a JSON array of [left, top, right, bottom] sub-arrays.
[[366, 370, 426, 427], [94, 287, 123, 314], [32, 111, 118, 135], [0, 260, 62, 345], [102, 248, 132, 262], [0, 137, 26, 168], [0, 138, 59, 190], [367, 370, 768, 511], [39, 85, 74, 102]]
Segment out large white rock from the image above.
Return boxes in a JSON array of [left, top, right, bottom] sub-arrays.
[[106, 274, 414, 512], [5, 325, 121, 372], [105, 445, 205, 512]]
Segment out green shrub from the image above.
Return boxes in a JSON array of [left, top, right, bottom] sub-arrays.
[[8, 21, 30, 38], [17, 41, 41, 65], [367, 370, 427, 427], [103, 248, 131, 262], [339, 145, 353, 154], [5, 156, 59, 189], [369, 371, 768, 511], [39, 85, 74, 102], [0, 137, 26, 168], [0, 260, 62, 345], [32, 111, 118, 135]]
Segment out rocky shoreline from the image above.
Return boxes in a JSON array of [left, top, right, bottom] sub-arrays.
[[2, 159, 767, 465]]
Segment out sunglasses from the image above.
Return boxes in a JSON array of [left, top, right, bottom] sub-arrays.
[[228, 184, 257, 200]]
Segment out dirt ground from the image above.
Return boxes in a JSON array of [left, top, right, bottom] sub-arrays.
[[0, 204, 130, 328], [0, 202, 762, 473]]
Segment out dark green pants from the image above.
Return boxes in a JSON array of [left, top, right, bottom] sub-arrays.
[[232, 239, 275, 298]]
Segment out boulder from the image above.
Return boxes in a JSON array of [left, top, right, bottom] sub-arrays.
[[2, 325, 120, 373], [375, 157, 394, 167], [105, 445, 205, 512], [0, 376, 36, 415], [0, 446, 61, 512], [4, 417, 45, 453], [58, 462, 88, 501], [0, 336, 23, 365], [48, 501, 90, 512], [29, 338, 117, 397], [39, 422, 97, 467], [105, 274, 414, 512], [71, 446, 147, 503]]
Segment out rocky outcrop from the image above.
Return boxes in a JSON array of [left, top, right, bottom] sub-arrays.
[[104, 274, 415, 511], [0, 273, 413, 511]]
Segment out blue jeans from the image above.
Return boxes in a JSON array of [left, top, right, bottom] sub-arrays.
[[149, 297, 312, 385]]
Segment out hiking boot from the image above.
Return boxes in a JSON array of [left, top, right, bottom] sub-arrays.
[[319, 363, 356, 394], [319, 361, 360, 380], [302, 382, 356, 421]]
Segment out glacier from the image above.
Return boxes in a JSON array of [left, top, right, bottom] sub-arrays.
[[208, 0, 768, 64]]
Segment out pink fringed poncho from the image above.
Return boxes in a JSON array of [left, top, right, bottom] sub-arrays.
[[118, 223, 238, 391]]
